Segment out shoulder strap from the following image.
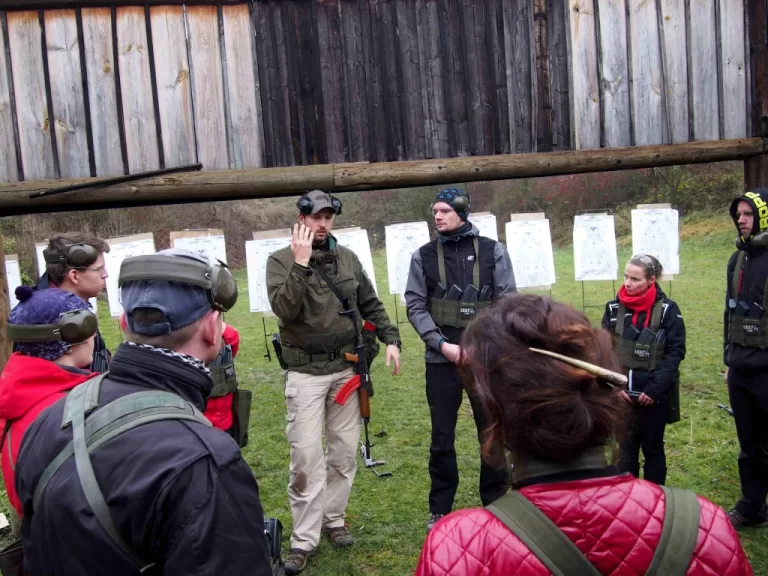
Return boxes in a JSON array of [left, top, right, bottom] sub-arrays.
[[310, 261, 361, 334], [436, 240, 446, 286], [33, 385, 211, 573], [650, 300, 664, 332], [732, 250, 746, 300], [472, 237, 480, 288], [485, 491, 602, 576], [615, 303, 626, 336], [646, 486, 700, 576]]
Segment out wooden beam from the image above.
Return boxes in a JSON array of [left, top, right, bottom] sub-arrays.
[[0, 137, 765, 216], [0, 229, 11, 370], [0, 0, 246, 10], [745, 0, 768, 189]]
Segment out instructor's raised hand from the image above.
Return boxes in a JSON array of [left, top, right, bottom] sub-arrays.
[[291, 223, 314, 267]]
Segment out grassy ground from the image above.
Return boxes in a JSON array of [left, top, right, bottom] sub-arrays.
[[9, 214, 766, 573]]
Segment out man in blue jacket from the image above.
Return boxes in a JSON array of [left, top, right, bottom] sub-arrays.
[[14, 249, 273, 575]]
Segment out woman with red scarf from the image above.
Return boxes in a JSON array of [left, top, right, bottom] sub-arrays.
[[601, 254, 686, 485]]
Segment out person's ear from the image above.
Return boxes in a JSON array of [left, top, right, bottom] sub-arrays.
[[202, 311, 221, 346], [66, 268, 80, 286]]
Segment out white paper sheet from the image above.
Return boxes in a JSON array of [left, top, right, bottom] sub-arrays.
[[334, 229, 378, 295], [505, 219, 557, 288], [573, 214, 618, 281], [631, 208, 680, 275], [104, 234, 156, 316], [245, 236, 292, 313], [385, 221, 431, 303]]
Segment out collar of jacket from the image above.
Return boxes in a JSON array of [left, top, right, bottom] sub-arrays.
[[107, 343, 213, 411], [437, 222, 479, 243], [511, 446, 612, 487]]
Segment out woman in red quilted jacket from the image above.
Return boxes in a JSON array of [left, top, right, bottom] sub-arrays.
[[415, 294, 752, 576]]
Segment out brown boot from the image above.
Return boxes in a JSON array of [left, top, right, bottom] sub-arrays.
[[323, 525, 355, 547], [285, 548, 313, 574]]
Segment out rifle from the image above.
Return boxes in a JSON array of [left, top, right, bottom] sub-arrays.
[[310, 262, 393, 478]]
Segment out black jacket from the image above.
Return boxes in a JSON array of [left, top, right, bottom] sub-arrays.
[[601, 285, 686, 401], [36, 273, 110, 373], [15, 343, 273, 576], [405, 223, 516, 363]]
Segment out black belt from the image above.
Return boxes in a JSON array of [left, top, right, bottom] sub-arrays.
[[307, 348, 344, 363]]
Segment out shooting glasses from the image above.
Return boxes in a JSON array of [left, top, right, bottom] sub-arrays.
[[119, 254, 238, 312], [7, 309, 98, 344]]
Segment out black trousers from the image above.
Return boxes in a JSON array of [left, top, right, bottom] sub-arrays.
[[729, 368, 768, 520], [619, 397, 668, 485], [425, 362, 508, 514]]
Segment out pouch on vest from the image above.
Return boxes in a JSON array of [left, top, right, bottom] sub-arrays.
[[728, 251, 768, 348], [210, 344, 238, 397], [429, 238, 489, 329], [231, 388, 252, 448], [614, 302, 665, 371]]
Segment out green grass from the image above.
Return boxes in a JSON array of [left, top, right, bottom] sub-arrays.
[[30, 216, 768, 573]]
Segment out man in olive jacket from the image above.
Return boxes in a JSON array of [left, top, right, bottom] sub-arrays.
[[266, 190, 401, 574]]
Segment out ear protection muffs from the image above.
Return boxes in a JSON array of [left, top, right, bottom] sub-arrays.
[[6, 309, 98, 344], [118, 254, 238, 312], [43, 244, 99, 269], [449, 193, 470, 215], [296, 191, 343, 216]]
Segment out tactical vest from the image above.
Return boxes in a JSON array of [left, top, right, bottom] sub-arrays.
[[614, 300, 664, 371], [728, 251, 768, 348], [429, 238, 489, 328], [209, 344, 251, 448]]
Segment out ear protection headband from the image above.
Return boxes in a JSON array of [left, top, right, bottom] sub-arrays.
[[118, 254, 238, 312], [6, 309, 98, 344], [43, 244, 99, 269], [296, 191, 343, 216], [449, 193, 470, 214]]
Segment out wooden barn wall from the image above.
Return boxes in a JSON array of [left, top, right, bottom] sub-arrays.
[[0, 0, 752, 183]]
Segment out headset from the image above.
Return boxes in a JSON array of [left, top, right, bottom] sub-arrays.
[[43, 244, 99, 269], [296, 190, 343, 216], [7, 309, 98, 344], [432, 190, 471, 216], [118, 254, 238, 312]]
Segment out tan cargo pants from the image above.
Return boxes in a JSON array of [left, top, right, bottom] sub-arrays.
[[284, 367, 359, 551]]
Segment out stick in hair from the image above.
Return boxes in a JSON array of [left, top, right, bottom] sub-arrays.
[[528, 348, 627, 388]]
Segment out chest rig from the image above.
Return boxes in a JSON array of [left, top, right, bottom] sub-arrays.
[[429, 237, 489, 328], [614, 300, 664, 370], [728, 250, 768, 348]]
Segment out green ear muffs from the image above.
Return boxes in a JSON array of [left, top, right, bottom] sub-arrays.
[[7, 309, 98, 343], [43, 244, 99, 269], [118, 255, 238, 312]]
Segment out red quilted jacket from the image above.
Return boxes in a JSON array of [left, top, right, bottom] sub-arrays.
[[415, 474, 752, 576]]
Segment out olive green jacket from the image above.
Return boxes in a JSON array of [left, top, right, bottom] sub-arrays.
[[266, 237, 400, 375]]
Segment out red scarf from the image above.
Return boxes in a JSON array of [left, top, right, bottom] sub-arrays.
[[618, 283, 657, 329]]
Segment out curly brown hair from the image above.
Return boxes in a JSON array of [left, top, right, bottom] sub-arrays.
[[460, 293, 629, 464]]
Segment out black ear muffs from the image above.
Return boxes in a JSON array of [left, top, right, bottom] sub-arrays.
[[296, 192, 343, 216], [450, 193, 470, 214], [119, 255, 239, 312], [43, 244, 98, 269], [7, 309, 98, 344]]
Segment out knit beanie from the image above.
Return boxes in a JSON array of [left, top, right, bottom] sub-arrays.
[[433, 188, 471, 221]]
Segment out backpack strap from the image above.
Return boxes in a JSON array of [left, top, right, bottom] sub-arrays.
[[649, 300, 663, 332], [645, 486, 700, 576], [436, 240, 447, 286], [472, 237, 480, 288], [615, 303, 626, 336], [485, 491, 602, 576], [732, 251, 746, 301]]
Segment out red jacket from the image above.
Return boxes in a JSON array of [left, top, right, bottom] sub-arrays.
[[0, 353, 95, 514], [203, 324, 240, 431], [416, 474, 752, 576]]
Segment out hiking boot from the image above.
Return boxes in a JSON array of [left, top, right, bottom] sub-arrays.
[[727, 508, 768, 530], [285, 548, 313, 575], [426, 513, 445, 532], [324, 525, 355, 547]]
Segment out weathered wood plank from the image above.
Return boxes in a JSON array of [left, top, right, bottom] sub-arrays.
[[395, 0, 426, 159], [718, 0, 746, 139], [252, 1, 275, 166], [596, 0, 630, 148], [505, 0, 534, 153], [116, 6, 159, 172], [289, 2, 318, 165], [532, 0, 551, 151], [0, 14, 19, 182], [360, 0, 386, 161], [149, 6, 195, 168], [416, 0, 448, 158], [316, 0, 347, 163], [375, 0, 405, 160], [460, 0, 492, 155], [338, 0, 368, 162], [7, 11, 56, 179], [485, 0, 510, 154], [439, 0, 470, 156], [548, 0, 572, 149], [222, 4, 262, 168], [273, 2, 298, 166], [689, 0, 719, 141], [185, 5, 228, 170], [628, 0, 663, 145], [567, 0, 600, 149], [81, 8, 122, 175], [45, 10, 89, 178], [744, 0, 767, 187], [658, 0, 688, 143]]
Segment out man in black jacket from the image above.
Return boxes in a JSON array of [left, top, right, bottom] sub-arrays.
[[724, 188, 768, 529], [405, 188, 516, 531], [37, 232, 112, 373], [15, 249, 273, 575]]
